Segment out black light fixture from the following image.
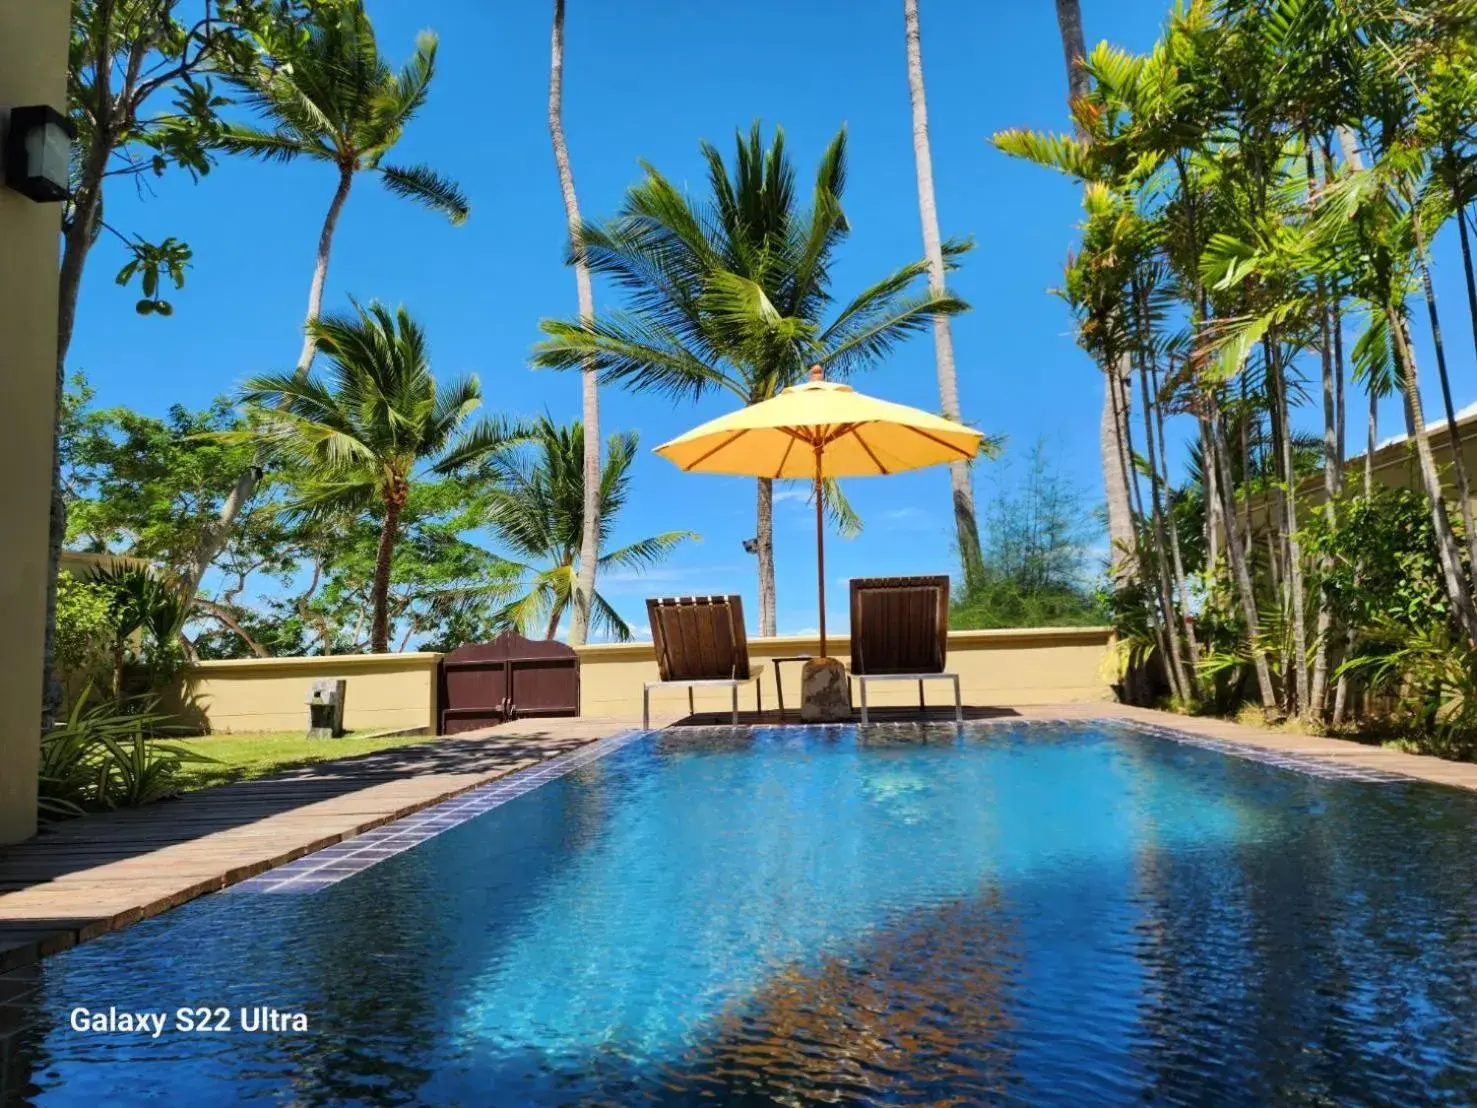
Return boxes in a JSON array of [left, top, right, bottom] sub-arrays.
[[742, 538, 759, 555], [4, 105, 73, 203]]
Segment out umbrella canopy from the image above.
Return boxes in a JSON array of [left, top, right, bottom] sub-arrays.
[[655, 366, 986, 655]]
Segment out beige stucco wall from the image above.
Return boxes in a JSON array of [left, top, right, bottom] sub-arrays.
[[576, 628, 1117, 718], [170, 654, 442, 735], [164, 630, 1115, 736], [0, 2, 68, 844]]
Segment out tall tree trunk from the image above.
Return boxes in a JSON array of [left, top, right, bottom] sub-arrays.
[[1309, 282, 1339, 721], [1412, 208, 1477, 572], [1210, 394, 1280, 713], [296, 167, 354, 376], [1151, 358, 1202, 693], [369, 493, 403, 655], [903, 0, 983, 593], [168, 165, 358, 630], [1053, 0, 1136, 588], [756, 477, 776, 637], [549, 0, 600, 647], [1136, 349, 1189, 703], [1268, 339, 1310, 716], [1387, 308, 1477, 641], [1365, 375, 1377, 496]]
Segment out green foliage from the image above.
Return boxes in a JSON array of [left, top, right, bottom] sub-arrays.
[[217, 0, 469, 222], [54, 571, 117, 692], [1302, 489, 1448, 634], [38, 692, 214, 820], [950, 441, 1104, 630], [470, 418, 697, 642]]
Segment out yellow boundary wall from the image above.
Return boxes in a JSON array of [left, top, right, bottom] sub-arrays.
[[172, 628, 1115, 735]]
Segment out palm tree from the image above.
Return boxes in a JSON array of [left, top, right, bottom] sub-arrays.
[[220, 0, 470, 378], [902, 0, 984, 593], [1049, 0, 1138, 585], [547, 0, 601, 648], [533, 123, 969, 636], [481, 418, 696, 642], [236, 302, 519, 653]]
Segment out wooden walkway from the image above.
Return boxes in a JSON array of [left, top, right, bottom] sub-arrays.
[[4, 704, 1477, 974]]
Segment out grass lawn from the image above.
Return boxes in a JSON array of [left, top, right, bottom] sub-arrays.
[[175, 730, 433, 792]]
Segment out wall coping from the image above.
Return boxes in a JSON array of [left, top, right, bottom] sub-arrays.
[[181, 627, 1115, 673], [185, 652, 442, 675], [575, 625, 1114, 661]]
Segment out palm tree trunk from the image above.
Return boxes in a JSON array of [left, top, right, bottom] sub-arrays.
[[903, 0, 983, 593], [756, 477, 776, 637], [369, 495, 402, 654], [1136, 350, 1189, 703], [296, 167, 354, 376], [1387, 307, 1477, 642], [1053, 0, 1090, 104], [1151, 359, 1202, 691], [1210, 394, 1279, 714], [1269, 339, 1310, 716], [1412, 209, 1477, 571], [173, 166, 358, 637], [1310, 282, 1339, 721], [549, 0, 600, 647]]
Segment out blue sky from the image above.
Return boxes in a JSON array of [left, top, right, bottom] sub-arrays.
[[69, 0, 1477, 639]]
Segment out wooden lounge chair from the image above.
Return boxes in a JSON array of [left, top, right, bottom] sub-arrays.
[[848, 575, 962, 723], [644, 595, 763, 728]]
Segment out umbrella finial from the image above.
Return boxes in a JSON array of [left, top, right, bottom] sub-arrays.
[[809, 363, 824, 382]]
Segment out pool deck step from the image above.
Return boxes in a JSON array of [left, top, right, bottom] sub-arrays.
[[0, 716, 644, 973], [3, 704, 1477, 974]]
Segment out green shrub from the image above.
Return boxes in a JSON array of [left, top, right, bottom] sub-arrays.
[[38, 690, 215, 821]]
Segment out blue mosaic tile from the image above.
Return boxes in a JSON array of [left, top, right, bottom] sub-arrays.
[[238, 729, 649, 894]]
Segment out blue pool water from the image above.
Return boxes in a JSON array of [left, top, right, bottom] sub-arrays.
[[9, 722, 1477, 1104]]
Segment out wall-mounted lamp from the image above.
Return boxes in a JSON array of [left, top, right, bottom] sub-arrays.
[[4, 105, 73, 203], [742, 538, 759, 555]]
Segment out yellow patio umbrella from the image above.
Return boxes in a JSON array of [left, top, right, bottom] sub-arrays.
[[655, 365, 985, 656]]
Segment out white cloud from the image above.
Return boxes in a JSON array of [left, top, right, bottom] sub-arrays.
[[774, 487, 810, 503]]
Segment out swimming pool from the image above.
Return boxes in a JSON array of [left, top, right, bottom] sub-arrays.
[[7, 720, 1477, 1104]]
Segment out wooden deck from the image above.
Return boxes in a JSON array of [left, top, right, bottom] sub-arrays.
[[3, 703, 1477, 975]]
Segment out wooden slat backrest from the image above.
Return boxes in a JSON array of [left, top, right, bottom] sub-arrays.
[[646, 595, 751, 681], [849, 575, 950, 676]]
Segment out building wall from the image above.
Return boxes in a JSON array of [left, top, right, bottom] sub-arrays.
[[165, 629, 1116, 736], [0, 1, 68, 844], [170, 654, 442, 735], [576, 628, 1116, 718]]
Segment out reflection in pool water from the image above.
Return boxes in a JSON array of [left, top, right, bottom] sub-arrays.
[[10, 722, 1477, 1104]]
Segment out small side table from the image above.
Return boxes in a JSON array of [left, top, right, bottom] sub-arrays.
[[771, 655, 813, 720]]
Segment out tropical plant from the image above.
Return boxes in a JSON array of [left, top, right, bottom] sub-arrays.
[[193, 0, 473, 627], [998, 0, 1477, 749], [546, 0, 602, 648], [534, 122, 969, 635], [473, 417, 696, 642], [38, 691, 213, 820], [234, 301, 523, 653]]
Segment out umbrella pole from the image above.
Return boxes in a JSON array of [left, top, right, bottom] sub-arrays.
[[814, 445, 826, 658]]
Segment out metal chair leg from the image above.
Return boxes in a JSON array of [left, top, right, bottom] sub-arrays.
[[756, 674, 763, 716], [918, 679, 925, 711], [953, 675, 963, 724], [643, 684, 651, 730], [688, 687, 695, 718], [859, 678, 869, 724], [731, 682, 738, 724]]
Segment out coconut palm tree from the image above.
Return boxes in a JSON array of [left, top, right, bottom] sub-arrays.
[[533, 123, 969, 636], [235, 302, 520, 653], [219, 0, 470, 378], [902, 0, 984, 593], [481, 418, 696, 642], [546, 0, 601, 649]]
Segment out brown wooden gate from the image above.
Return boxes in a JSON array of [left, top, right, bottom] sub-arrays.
[[438, 632, 580, 734]]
